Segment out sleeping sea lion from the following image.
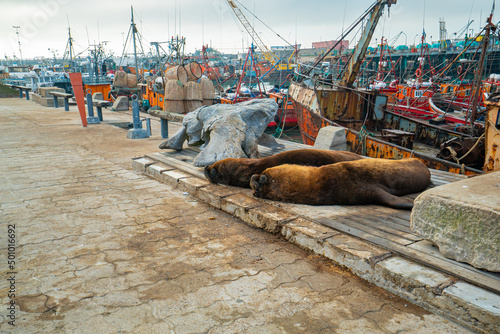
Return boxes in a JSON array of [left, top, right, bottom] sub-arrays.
[[249, 158, 431, 210], [204, 149, 363, 188]]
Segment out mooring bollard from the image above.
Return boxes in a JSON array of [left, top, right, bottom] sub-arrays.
[[126, 100, 150, 139], [86, 91, 100, 124]]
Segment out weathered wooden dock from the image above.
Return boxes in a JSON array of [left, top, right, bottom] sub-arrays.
[[145, 139, 500, 297]]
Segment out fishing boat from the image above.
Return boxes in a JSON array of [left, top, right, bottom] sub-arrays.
[[288, 0, 491, 175]]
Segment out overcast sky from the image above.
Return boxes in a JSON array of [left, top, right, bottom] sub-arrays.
[[0, 0, 494, 61]]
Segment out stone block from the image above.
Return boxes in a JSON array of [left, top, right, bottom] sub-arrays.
[[126, 128, 149, 139], [145, 163, 173, 180], [411, 171, 500, 272], [93, 92, 104, 101], [220, 193, 263, 221], [244, 203, 297, 233], [177, 177, 210, 195], [38, 87, 65, 98], [39, 96, 64, 107], [111, 96, 129, 111], [132, 157, 156, 172], [196, 184, 237, 209], [313, 126, 347, 151], [160, 169, 191, 188]]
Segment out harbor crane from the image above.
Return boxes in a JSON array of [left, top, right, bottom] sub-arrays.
[[226, 0, 286, 68], [389, 31, 405, 47], [452, 20, 474, 42]]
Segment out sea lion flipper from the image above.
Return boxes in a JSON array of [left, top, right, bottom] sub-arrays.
[[250, 174, 266, 197], [374, 188, 414, 211]]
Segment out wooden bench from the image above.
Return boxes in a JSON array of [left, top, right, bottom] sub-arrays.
[[8, 84, 32, 100], [49, 91, 74, 111], [92, 99, 113, 121], [148, 109, 185, 138]]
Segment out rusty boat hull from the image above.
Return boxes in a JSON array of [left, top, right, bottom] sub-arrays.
[[288, 81, 483, 175]]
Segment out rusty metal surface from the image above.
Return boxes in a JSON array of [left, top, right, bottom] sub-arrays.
[[289, 82, 319, 114], [484, 102, 500, 171], [289, 81, 483, 175], [345, 130, 482, 175], [382, 110, 468, 148], [437, 137, 485, 167], [292, 99, 335, 145], [317, 88, 375, 126]]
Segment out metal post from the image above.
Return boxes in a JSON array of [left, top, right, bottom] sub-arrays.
[[25, 89, 29, 100], [126, 100, 149, 139], [18, 88, 23, 99], [64, 98, 70, 111], [53, 95, 59, 108], [86, 92, 100, 124], [160, 118, 169, 138], [96, 106, 103, 121], [145, 118, 151, 136], [87, 93, 94, 116], [131, 100, 141, 129]]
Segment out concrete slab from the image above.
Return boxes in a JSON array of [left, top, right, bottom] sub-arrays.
[[0, 97, 484, 333], [139, 153, 500, 333], [411, 171, 500, 272]]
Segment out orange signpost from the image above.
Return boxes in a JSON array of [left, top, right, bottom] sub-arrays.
[[68, 72, 88, 127]]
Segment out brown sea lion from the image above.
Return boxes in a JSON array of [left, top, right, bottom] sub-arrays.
[[250, 158, 431, 210], [204, 149, 363, 188]]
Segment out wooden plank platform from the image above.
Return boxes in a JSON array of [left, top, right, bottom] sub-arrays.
[[146, 139, 500, 295]]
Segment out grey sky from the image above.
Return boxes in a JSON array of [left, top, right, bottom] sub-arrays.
[[0, 0, 494, 61]]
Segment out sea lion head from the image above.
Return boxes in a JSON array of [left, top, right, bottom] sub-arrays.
[[204, 158, 244, 187], [204, 161, 231, 185], [204, 158, 254, 187]]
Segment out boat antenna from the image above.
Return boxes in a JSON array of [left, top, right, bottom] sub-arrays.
[[97, 21, 101, 46], [65, 14, 75, 71], [422, 0, 426, 41], [131, 6, 140, 82], [467, 5, 495, 127]]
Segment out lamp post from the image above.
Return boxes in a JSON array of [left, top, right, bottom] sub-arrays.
[[413, 34, 419, 48], [401, 32, 407, 47], [13, 26, 23, 65]]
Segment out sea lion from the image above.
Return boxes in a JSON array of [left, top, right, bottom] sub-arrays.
[[204, 149, 363, 188], [250, 158, 431, 210]]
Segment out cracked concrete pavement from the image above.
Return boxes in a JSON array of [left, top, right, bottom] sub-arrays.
[[0, 98, 472, 333]]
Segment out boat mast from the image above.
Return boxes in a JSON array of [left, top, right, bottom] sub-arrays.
[[68, 28, 74, 71], [341, 0, 397, 88], [468, 11, 495, 126], [131, 6, 140, 82]]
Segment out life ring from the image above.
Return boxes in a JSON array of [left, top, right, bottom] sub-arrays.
[[148, 80, 154, 91], [415, 68, 422, 77], [457, 65, 463, 75]]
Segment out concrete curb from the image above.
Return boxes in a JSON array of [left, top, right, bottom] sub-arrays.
[[133, 157, 500, 334]]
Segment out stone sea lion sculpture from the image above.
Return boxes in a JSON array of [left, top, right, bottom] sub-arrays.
[[159, 98, 278, 167], [250, 158, 431, 210], [204, 149, 363, 188]]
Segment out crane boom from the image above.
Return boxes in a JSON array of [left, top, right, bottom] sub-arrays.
[[454, 20, 474, 41], [341, 0, 397, 87], [226, 0, 278, 64]]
